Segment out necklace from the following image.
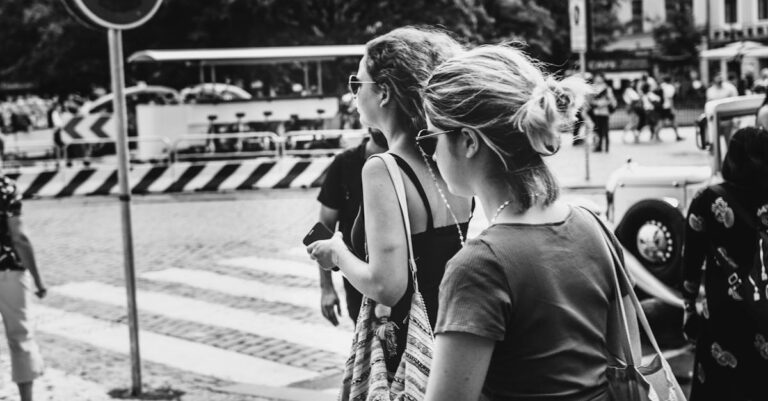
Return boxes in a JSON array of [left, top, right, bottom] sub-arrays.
[[490, 200, 513, 225], [417, 148, 466, 246]]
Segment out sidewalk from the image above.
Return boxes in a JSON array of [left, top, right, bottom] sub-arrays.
[[548, 126, 710, 189]]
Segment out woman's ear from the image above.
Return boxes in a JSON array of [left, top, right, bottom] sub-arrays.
[[378, 84, 390, 108], [460, 127, 481, 159]]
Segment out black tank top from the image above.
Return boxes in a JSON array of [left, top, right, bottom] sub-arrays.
[[350, 153, 468, 372]]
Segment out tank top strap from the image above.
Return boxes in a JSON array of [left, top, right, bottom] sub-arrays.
[[388, 153, 434, 230]]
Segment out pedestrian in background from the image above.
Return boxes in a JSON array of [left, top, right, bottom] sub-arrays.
[[420, 44, 627, 401], [589, 73, 616, 152], [707, 74, 738, 102], [640, 83, 662, 142], [315, 128, 387, 325], [307, 26, 472, 375], [0, 175, 46, 401], [681, 127, 768, 401], [622, 82, 642, 143], [659, 76, 683, 141]]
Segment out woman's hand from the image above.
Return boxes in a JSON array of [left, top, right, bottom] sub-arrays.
[[307, 231, 345, 271]]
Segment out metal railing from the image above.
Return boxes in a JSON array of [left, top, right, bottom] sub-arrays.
[[1, 140, 62, 169], [5, 129, 366, 168], [172, 131, 281, 161], [282, 129, 366, 156], [62, 137, 173, 165]]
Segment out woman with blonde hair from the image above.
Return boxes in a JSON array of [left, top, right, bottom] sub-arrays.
[[420, 44, 624, 400], [307, 26, 472, 375]]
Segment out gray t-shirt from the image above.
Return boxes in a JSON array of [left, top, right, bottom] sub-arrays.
[[436, 206, 617, 401]]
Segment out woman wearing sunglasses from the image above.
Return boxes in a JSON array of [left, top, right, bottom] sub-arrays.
[[307, 26, 472, 374], [420, 45, 624, 401]]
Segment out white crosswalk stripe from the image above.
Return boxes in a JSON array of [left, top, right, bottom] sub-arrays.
[[34, 305, 319, 385], [28, 252, 355, 395], [51, 280, 353, 355], [219, 256, 323, 280], [141, 267, 323, 310]]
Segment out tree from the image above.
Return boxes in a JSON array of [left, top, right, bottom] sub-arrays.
[[0, 0, 608, 94], [652, 2, 701, 60]]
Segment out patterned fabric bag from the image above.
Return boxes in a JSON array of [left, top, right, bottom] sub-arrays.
[[339, 153, 433, 401], [585, 208, 686, 401]]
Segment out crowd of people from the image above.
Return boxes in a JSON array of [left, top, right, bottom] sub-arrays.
[[573, 72, 686, 152], [0, 94, 87, 135], [305, 26, 767, 401]]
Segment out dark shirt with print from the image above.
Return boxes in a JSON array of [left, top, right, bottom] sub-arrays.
[[682, 183, 768, 401], [0, 176, 23, 270]]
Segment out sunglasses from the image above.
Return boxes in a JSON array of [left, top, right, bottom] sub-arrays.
[[416, 128, 457, 156], [348, 75, 377, 95]]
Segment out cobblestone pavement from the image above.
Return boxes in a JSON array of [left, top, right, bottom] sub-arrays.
[[0, 128, 706, 400]]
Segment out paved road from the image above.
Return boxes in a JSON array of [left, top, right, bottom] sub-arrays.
[[0, 128, 707, 400]]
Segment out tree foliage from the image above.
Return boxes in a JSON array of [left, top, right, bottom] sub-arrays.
[[0, 0, 621, 94], [652, 2, 701, 59]]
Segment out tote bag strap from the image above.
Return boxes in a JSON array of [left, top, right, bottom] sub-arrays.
[[371, 153, 421, 294], [580, 207, 667, 365]]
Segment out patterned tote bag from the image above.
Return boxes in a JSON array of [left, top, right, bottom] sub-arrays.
[[585, 208, 686, 401], [339, 153, 434, 401]]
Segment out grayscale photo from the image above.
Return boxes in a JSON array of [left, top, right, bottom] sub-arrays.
[[0, 0, 766, 400]]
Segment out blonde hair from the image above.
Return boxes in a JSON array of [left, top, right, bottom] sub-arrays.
[[423, 44, 590, 211]]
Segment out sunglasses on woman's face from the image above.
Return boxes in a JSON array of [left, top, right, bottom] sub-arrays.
[[416, 128, 457, 157], [348, 75, 377, 95]]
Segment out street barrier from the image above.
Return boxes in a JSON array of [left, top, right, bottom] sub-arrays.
[[1, 129, 369, 198], [6, 157, 334, 199]]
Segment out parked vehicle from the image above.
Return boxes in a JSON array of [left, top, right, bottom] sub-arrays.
[[606, 94, 763, 291]]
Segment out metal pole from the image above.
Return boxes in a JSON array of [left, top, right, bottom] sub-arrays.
[[580, 50, 590, 182], [108, 28, 142, 397], [316, 61, 323, 94]]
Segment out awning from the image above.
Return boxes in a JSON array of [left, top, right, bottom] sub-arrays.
[[700, 41, 768, 60], [128, 45, 366, 65]]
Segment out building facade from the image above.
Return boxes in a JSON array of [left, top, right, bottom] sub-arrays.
[[694, 0, 768, 83]]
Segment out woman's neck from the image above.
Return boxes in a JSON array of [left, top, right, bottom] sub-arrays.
[[386, 129, 418, 158], [476, 177, 567, 225]]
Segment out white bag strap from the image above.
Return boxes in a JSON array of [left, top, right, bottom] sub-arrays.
[[582, 207, 667, 365], [372, 153, 421, 294]]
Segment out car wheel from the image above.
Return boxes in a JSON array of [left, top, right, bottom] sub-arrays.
[[615, 199, 685, 288]]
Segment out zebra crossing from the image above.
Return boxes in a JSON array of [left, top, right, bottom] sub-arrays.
[[15, 253, 354, 400]]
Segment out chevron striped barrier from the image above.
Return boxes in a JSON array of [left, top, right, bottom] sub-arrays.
[[6, 157, 333, 198], [60, 114, 116, 143]]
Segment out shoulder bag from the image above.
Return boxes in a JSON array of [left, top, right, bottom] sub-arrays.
[[339, 153, 434, 401]]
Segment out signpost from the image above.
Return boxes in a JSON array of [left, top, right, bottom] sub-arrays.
[[60, 0, 164, 396], [569, 0, 590, 181]]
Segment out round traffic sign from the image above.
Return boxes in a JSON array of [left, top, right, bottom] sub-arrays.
[[69, 0, 163, 30]]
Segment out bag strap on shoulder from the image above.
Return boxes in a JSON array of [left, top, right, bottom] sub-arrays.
[[579, 207, 668, 367], [371, 153, 421, 294]]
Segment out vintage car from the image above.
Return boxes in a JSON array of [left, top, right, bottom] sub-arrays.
[[606, 94, 763, 295]]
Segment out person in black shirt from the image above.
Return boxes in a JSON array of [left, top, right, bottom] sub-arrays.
[[682, 127, 768, 401], [316, 129, 387, 325]]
